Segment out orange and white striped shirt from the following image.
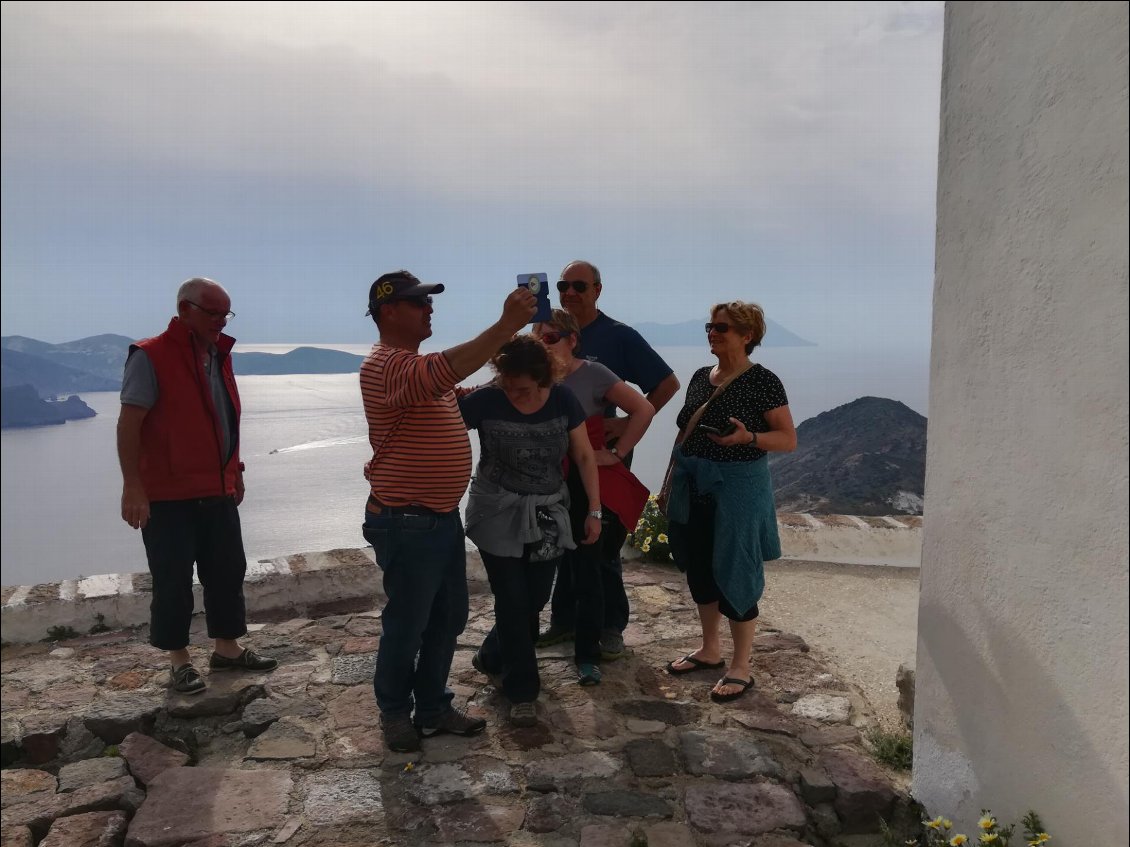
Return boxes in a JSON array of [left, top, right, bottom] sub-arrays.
[[360, 345, 471, 512]]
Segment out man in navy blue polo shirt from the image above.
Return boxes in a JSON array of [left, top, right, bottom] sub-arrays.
[[540, 259, 679, 658]]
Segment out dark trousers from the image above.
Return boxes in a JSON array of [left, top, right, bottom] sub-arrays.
[[549, 517, 629, 635], [364, 505, 468, 725], [141, 497, 248, 651], [478, 550, 558, 704], [670, 495, 759, 622]]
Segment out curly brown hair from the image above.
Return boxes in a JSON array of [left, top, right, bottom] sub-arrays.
[[490, 334, 565, 387], [711, 301, 767, 354]]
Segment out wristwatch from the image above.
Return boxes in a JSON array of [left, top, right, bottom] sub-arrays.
[[588, 509, 603, 520]]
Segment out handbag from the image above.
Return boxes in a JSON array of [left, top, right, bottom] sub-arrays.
[[657, 362, 753, 517]]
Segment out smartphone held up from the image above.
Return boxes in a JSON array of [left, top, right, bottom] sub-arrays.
[[517, 273, 552, 323]]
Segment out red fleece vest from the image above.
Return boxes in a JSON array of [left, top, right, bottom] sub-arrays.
[[135, 319, 242, 501]]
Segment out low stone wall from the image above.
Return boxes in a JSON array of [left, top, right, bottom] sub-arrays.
[[0, 514, 920, 644]]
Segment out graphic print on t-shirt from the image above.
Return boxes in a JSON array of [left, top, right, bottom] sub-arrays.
[[477, 417, 571, 495]]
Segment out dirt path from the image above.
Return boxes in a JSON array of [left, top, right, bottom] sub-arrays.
[[760, 558, 920, 730]]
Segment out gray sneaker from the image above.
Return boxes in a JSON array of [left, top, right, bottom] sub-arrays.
[[170, 663, 206, 695], [415, 707, 486, 738], [380, 713, 421, 753], [600, 629, 626, 661], [509, 702, 538, 727]]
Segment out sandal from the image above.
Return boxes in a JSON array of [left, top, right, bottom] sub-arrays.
[[709, 676, 755, 703], [665, 653, 726, 675]]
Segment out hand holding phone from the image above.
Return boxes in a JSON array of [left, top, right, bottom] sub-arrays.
[[517, 273, 552, 323], [698, 421, 737, 437]]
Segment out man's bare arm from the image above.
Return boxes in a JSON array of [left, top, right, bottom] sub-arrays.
[[646, 372, 680, 414], [117, 404, 150, 529], [443, 288, 536, 379]]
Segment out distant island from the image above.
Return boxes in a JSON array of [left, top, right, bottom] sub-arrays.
[[1, 385, 96, 429]]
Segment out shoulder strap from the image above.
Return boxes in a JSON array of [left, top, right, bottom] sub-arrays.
[[675, 362, 753, 446]]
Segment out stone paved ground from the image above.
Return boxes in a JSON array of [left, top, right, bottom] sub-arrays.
[[1, 561, 915, 847]]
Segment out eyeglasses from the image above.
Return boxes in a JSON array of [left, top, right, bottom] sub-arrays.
[[704, 322, 732, 334], [556, 280, 591, 294], [185, 301, 235, 320], [392, 295, 433, 308], [539, 331, 570, 345]]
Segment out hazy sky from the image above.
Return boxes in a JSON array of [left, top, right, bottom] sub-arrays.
[[1, 1, 943, 347]]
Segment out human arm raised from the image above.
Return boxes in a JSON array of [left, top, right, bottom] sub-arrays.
[[117, 404, 151, 529], [442, 287, 536, 379], [567, 424, 602, 545]]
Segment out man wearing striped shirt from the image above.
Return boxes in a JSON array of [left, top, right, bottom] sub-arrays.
[[361, 270, 535, 752]]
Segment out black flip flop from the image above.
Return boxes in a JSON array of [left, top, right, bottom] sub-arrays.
[[709, 676, 755, 703], [666, 654, 726, 675]]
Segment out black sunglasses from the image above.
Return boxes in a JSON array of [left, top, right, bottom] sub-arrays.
[[392, 295, 433, 308], [556, 280, 591, 294], [705, 322, 732, 334]]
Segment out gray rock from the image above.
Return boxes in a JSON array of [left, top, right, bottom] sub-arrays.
[[896, 663, 915, 729], [406, 762, 476, 804], [330, 654, 376, 686], [118, 732, 189, 786], [819, 748, 898, 834], [431, 801, 527, 843], [625, 738, 678, 777], [40, 810, 127, 847], [799, 725, 861, 748], [798, 767, 836, 804], [2, 776, 140, 837], [613, 699, 699, 725], [523, 794, 578, 833], [684, 782, 806, 837], [578, 824, 634, 847], [0, 826, 33, 847], [56, 718, 105, 765], [241, 693, 325, 738], [644, 822, 697, 847], [125, 767, 292, 845], [809, 802, 842, 840], [166, 676, 265, 719], [82, 694, 160, 744], [679, 730, 783, 780], [246, 717, 317, 760], [303, 769, 383, 825], [525, 751, 621, 791], [57, 756, 128, 792], [791, 694, 852, 723], [582, 790, 673, 819]]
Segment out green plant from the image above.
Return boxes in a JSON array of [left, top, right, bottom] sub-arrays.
[[883, 809, 1052, 847], [89, 613, 110, 635], [867, 726, 913, 771], [629, 496, 673, 563], [44, 625, 79, 642]]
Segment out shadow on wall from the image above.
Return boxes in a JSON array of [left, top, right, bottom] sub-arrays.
[[914, 598, 1128, 835]]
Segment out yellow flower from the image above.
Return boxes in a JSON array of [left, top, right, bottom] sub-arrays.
[[641, 542, 651, 553], [978, 818, 996, 831], [951, 836, 968, 846], [403, 762, 414, 772], [979, 835, 999, 844], [926, 817, 945, 830], [944, 820, 953, 830], [657, 533, 668, 544], [1028, 835, 1050, 846]]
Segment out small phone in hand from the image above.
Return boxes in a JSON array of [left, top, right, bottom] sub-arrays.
[[699, 421, 737, 437], [517, 273, 552, 323]]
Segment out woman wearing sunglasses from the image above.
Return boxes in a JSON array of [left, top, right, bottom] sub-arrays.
[[534, 309, 654, 686], [460, 335, 602, 727], [663, 301, 796, 703]]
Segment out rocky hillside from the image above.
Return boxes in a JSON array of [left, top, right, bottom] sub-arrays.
[[0, 385, 96, 428], [769, 396, 926, 515]]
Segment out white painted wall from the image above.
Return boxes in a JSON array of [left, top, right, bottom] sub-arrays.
[[916, 1, 1129, 838]]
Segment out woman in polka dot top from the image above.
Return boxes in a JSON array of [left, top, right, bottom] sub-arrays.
[[663, 301, 797, 703]]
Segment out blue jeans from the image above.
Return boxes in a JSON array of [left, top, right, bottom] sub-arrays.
[[363, 505, 469, 725]]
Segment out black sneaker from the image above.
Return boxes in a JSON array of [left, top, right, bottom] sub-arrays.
[[381, 713, 421, 753], [415, 707, 486, 739], [208, 649, 279, 672], [599, 629, 626, 661], [535, 623, 574, 648], [171, 663, 206, 695]]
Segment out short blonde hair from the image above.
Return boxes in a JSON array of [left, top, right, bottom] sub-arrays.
[[711, 301, 766, 354], [545, 308, 580, 337]]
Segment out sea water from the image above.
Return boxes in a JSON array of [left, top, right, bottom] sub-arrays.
[[0, 343, 927, 585]]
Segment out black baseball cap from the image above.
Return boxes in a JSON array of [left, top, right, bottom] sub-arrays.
[[365, 270, 445, 315]]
